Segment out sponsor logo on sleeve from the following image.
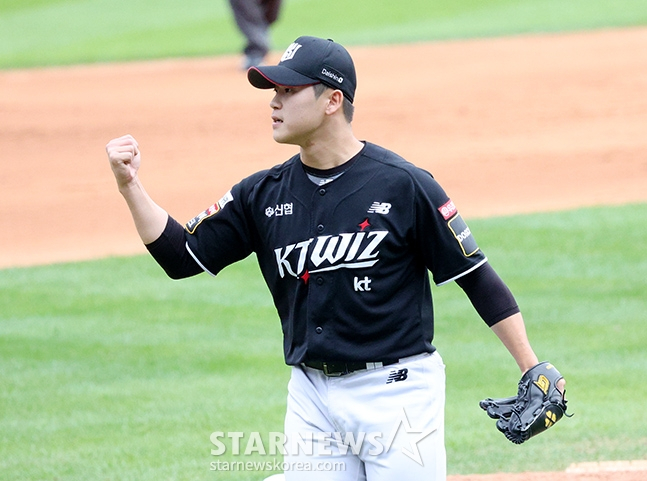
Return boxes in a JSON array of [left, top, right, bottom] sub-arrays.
[[438, 199, 457, 220], [186, 190, 233, 234], [447, 214, 480, 257]]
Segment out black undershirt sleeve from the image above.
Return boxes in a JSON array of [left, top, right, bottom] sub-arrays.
[[145, 215, 203, 279], [455, 262, 520, 327]]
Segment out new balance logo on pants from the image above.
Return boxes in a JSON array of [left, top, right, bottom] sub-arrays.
[[386, 368, 408, 384]]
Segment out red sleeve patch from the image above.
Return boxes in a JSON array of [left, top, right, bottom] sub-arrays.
[[185, 190, 234, 234], [438, 199, 457, 220]]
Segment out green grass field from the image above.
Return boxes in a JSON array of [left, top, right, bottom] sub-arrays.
[[2, 204, 646, 479], [2, 0, 647, 69], [2, 0, 647, 479]]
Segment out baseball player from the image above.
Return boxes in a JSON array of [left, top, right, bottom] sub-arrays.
[[228, 0, 282, 69], [106, 36, 565, 480]]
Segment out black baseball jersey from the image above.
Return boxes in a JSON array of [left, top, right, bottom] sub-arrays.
[[184, 142, 487, 365]]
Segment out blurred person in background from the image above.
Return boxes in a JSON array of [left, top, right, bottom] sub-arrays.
[[228, 0, 283, 69]]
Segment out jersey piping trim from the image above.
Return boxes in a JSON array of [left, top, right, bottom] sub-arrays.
[[436, 257, 488, 287], [185, 242, 217, 277]]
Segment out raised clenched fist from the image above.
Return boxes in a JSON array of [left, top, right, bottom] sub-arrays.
[[106, 134, 141, 188]]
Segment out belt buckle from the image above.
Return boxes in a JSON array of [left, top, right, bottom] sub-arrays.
[[322, 362, 345, 377]]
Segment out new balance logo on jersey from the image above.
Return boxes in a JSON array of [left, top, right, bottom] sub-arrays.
[[367, 202, 392, 214], [274, 230, 389, 279], [386, 368, 408, 384]]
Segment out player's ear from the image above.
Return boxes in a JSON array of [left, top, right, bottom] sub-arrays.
[[324, 89, 344, 116]]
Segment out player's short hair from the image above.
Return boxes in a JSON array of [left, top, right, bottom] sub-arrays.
[[313, 83, 354, 123]]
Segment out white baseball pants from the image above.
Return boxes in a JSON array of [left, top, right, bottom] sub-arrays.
[[280, 351, 447, 481]]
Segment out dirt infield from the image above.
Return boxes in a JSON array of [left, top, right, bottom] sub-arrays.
[[451, 460, 647, 481], [1, 26, 646, 479], [2, 27, 647, 269]]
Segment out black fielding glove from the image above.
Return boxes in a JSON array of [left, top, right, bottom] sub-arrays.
[[480, 361, 569, 444]]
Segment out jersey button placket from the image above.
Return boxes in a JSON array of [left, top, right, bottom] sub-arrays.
[[311, 190, 328, 343]]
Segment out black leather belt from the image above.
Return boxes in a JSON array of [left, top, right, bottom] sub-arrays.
[[303, 359, 399, 377]]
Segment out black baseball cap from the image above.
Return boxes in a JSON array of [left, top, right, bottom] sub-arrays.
[[247, 36, 357, 103]]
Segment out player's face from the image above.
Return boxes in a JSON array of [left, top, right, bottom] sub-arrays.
[[269, 85, 328, 146]]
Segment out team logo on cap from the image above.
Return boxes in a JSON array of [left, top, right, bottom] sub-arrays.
[[281, 42, 302, 61]]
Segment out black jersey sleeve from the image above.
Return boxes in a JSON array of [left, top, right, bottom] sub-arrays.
[[183, 178, 258, 276], [410, 168, 487, 285], [455, 262, 520, 326], [145, 215, 203, 279]]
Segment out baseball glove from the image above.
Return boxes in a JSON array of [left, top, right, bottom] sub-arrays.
[[479, 361, 568, 444]]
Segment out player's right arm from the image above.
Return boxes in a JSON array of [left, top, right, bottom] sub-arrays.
[[106, 134, 168, 244]]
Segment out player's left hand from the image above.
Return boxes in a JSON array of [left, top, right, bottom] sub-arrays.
[[479, 361, 569, 444]]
